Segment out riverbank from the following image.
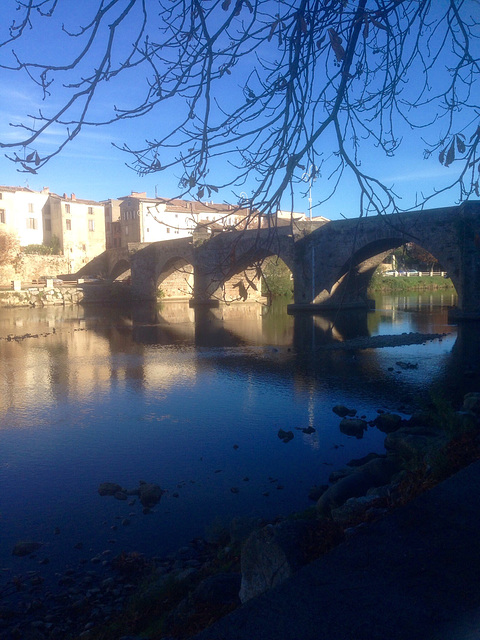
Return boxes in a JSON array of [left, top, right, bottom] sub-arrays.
[[368, 273, 455, 293], [2, 391, 479, 640], [0, 285, 83, 308]]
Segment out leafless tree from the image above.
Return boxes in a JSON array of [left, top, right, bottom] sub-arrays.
[[0, 0, 479, 218], [0, 228, 19, 267]]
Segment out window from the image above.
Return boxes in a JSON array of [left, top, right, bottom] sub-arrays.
[[65, 204, 71, 213], [66, 219, 71, 231], [125, 226, 129, 236], [44, 218, 51, 231], [0, 193, 3, 199], [88, 207, 93, 214], [26, 217, 37, 229], [88, 219, 95, 232], [166, 227, 170, 234], [0, 209, 5, 224], [28, 203, 34, 213]]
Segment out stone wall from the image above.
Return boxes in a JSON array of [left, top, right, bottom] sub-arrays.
[[0, 254, 69, 287], [0, 285, 83, 308]]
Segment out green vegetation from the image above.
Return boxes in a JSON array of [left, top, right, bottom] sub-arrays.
[[261, 257, 293, 297], [22, 236, 61, 255], [368, 272, 455, 294]]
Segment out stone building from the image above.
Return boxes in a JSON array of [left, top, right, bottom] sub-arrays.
[[0, 186, 106, 274], [102, 198, 122, 249], [43, 192, 106, 273], [0, 185, 50, 246], [117, 193, 257, 246]]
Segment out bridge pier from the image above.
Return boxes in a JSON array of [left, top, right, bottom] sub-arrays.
[[189, 297, 220, 308]]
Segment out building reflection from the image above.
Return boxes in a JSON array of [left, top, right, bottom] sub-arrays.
[[0, 291, 473, 426]]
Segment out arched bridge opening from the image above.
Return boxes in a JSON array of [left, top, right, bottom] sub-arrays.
[[290, 203, 477, 315], [192, 229, 295, 305], [156, 256, 194, 300], [110, 259, 131, 281], [318, 238, 457, 310]]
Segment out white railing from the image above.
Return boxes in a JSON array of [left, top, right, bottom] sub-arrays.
[[383, 270, 448, 277]]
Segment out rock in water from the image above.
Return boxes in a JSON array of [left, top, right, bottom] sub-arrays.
[[98, 482, 123, 496], [373, 412, 403, 433], [277, 429, 294, 443], [339, 417, 367, 438], [12, 541, 43, 556], [138, 483, 163, 508], [333, 404, 357, 417]]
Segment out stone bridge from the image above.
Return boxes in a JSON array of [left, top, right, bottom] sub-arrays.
[[289, 201, 480, 319], [84, 201, 480, 318]]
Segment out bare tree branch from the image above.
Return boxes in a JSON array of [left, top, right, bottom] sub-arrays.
[[0, 0, 479, 215]]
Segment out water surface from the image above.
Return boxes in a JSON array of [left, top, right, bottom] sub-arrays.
[[0, 292, 476, 585]]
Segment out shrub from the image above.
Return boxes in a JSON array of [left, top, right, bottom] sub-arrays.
[[261, 257, 293, 297], [22, 236, 61, 255]]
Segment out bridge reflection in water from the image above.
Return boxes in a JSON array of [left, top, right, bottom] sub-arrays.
[[124, 296, 477, 407]]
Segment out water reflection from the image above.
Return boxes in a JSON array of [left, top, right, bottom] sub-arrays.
[[0, 292, 478, 585], [0, 294, 474, 418]]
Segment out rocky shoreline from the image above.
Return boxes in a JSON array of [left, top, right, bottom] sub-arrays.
[[2, 392, 479, 640]]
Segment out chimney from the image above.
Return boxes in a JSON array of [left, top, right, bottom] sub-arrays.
[[42, 187, 49, 194], [71, 193, 76, 201]]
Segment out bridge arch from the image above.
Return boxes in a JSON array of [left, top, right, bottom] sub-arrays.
[[192, 228, 295, 303], [110, 259, 131, 281], [292, 203, 478, 315], [130, 238, 195, 300], [155, 255, 194, 299]]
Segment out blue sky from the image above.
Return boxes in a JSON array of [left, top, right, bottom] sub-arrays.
[[0, 0, 474, 219]]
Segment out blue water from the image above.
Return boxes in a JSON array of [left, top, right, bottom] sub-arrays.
[[0, 294, 469, 585]]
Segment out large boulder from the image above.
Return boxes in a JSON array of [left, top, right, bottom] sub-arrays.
[[138, 482, 164, 508], [373, 413, 404, 433], [384, 426, 449, 464], [98, 482, 124, 496], [330, 495, 380, 526], [339, 417, 368, 439], [239, 520, 315, 603], [333, 405, 357, 418], [463, 392, 480, 415], [316, 456, 400, 517]]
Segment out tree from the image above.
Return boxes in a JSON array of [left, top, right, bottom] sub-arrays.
[[0, 228, 19, 267], [0, 1, 479, 219], [262, 256, 293, 297]]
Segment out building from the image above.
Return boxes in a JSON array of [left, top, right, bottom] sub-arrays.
[[102, 198, 122, 249], [43, 192, 106, 272], [0, 185, 50, 246], [117, 193, 259, 246], [0, 186, 106, 273]]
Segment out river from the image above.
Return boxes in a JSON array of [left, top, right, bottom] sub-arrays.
[[1, 291, 478, 588]]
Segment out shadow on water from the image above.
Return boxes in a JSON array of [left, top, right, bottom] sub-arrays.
[[106, 297, 480, 409], [71, 295, 480, 409]]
